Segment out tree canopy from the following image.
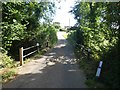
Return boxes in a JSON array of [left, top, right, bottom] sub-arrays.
[[70, 1, 120, 88], [1, 1, 58, 60]]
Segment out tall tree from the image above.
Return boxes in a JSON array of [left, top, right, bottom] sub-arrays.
[[2, 1, 56, 50], [70, 1, 120, 87]]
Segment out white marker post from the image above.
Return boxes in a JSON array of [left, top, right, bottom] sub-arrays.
[[96, 61, 103, 77]]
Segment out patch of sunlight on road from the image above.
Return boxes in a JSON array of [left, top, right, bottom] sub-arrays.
[[32, 70, 43, 74], [49, 53, 56, 55], [55, 43, 66, 48], [68, 69, 78, 72]]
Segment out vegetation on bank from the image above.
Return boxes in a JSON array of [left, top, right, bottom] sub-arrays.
[[1, 1, 58, 83], [69, 2, 120, 88]]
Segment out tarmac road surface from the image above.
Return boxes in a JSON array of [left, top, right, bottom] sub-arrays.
[[3, 31, 87, 88]]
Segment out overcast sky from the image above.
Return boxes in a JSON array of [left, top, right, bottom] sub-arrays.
[[53, 0, 77, 28]]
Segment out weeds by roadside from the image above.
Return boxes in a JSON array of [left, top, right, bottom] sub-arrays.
[[0, 47, 51, 84], [1, 68, 17, 83], [62, 32, 68, 39], [75, 47, 108, 88], [66, 32, 108, 88], [0, 49, 17, 83]]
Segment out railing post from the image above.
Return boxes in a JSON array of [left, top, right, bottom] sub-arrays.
[[19, 47, 23, 66], [36, 43, 39, 52]]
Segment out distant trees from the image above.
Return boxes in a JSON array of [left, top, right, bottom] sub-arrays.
[[53, 22, 61, 29], [70, 2, 120, 88]]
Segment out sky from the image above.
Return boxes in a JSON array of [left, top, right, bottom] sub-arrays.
[[53, 0, 77, 28]]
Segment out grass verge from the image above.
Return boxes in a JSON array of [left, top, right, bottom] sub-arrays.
[[1, 68, 17, 83], [62, 32, 68, 39], [66, 32, 107, 88], [74, 46, 107, 88]]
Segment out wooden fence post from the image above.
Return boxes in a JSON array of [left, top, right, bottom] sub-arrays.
[[19, 47, 23, 66]]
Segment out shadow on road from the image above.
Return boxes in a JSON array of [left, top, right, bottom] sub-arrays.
[[3, 36, 87, 88], [44, 39, 77, 65]]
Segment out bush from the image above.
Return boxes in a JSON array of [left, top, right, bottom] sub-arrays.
[[68, 29, 120, 88], [0, 48, 15, 68], [48, 25, 58, 47], [101, 44, 120, 88], [0, 48, 17, 83], [35, 24, 58, 49]]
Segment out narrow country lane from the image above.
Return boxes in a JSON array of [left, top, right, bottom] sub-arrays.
[[3, 31, 87, 88]]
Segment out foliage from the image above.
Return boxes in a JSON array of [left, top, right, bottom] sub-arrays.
[[1, 1, 57, 83], [70, 2, 120, 88], [0, 50, 15, 68], [34, 23, 57, 49], [2, 1, 56, 50], [53, 22, 61, 29], [48, 25, 58, 46], [1, 2, 57, 60]]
